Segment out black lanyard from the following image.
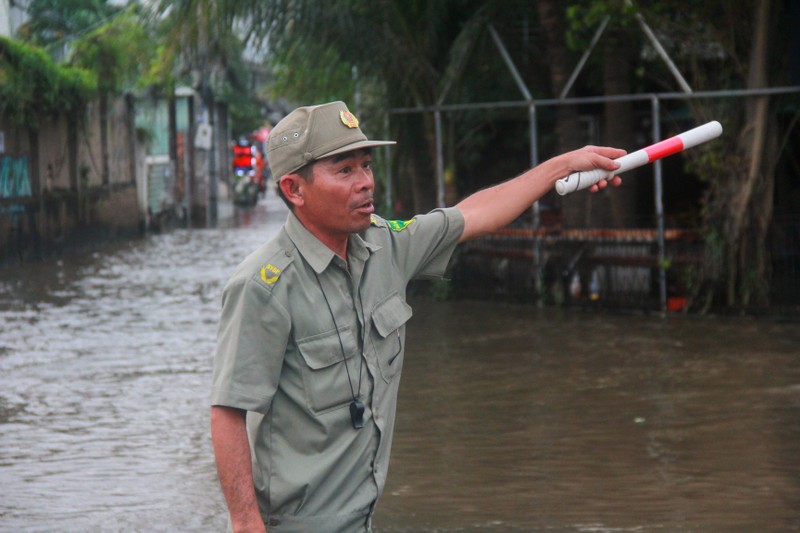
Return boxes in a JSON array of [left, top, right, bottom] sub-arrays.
[[313, 270, 365, 429]]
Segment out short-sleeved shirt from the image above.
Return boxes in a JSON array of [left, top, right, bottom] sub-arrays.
[[212, 207, 464, 533]]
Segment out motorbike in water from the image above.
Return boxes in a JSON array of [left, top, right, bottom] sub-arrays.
[[232, 165, 260, 206], [231, 139, 264, 206]]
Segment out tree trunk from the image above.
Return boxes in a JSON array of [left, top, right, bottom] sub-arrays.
[[727, 0, 774, 307], [535, 0, 585, 228], [99, 92, 110, 186], [599, 37, 637, 228], [695, 0, 778, 309]]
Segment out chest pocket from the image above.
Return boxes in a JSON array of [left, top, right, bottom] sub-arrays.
[[370, 293, 412, 383], [296, 326, 359, 414]]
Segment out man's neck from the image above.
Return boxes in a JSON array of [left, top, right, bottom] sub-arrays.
[[293, 212, 349, 260]]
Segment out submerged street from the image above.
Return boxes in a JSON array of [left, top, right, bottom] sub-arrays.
[[1, 194, 799, 532]]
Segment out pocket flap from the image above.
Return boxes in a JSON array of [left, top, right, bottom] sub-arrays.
[[296, 327, 356, 370], [372, 294, 412, 338]]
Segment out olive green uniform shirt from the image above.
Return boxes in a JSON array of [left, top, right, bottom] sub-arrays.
[[212, 207, 464, 533]]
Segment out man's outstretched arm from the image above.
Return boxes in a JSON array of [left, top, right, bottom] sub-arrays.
[[456, 145, 625, 242], [211, 405, 267, 533]]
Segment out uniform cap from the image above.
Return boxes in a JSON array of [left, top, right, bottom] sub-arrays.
[[267, 101, 395, 181]]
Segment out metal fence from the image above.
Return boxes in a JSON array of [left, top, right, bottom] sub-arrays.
[[454, 226, 702, 311], [392, 85, 800, 312], [386, 24, 800, 314], [452, 216, 800, 315]]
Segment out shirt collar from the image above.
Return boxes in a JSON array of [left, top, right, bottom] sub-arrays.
[[284, 211, 381, 273]]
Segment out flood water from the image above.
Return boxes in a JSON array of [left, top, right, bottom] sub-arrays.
[[1, 195, 799, 532]]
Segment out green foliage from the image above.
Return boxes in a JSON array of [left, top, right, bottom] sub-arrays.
[[69, 11, 150, 94], [1, 5, 153, 129], [137, 45, 177, 96], [247, 0, 493, 106], [221, 84, 268, 138], [16, 0, 122, 46], [147, 0, 271, 129], [240, 0, 507, 211], [267, 40, 356, 105], [566, 0, 637, 50], [148, 0, 242, 87], [0, 36, 96, 128]]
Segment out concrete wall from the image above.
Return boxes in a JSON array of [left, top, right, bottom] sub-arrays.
[[0, 94, 144, 264], [1, 90, 230, 265]]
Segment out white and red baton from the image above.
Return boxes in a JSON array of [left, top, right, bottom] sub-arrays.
[[555, 121, 723, 195]]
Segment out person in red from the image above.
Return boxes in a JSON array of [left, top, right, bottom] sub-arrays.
[[233, 138, 256, 171]]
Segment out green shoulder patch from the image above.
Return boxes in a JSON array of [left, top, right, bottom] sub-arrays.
[[386, 218, 416, 232]]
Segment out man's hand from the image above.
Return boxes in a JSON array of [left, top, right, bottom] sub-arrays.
[[557, 145, 626, 193], [554, 145, 626, 180], [589, 174, 623, 193]]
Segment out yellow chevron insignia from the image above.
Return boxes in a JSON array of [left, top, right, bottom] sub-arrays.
[[260, 263, 281, 285]]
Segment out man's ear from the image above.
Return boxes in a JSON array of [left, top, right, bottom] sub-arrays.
[[278, 174, 305, 207]]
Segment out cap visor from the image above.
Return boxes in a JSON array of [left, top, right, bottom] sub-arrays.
[[319, 140, 396, 160]]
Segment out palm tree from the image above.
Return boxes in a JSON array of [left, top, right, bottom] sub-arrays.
[[162, 1, 513, 211]]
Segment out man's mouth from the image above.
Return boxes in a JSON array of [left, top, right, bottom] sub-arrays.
[[353, 198, 374, 213]]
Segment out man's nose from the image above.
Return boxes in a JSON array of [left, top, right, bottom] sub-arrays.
[[355, 167, 374, 191]]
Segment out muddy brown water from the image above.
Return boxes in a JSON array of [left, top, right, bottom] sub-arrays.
[[1, 196, 798, 532]]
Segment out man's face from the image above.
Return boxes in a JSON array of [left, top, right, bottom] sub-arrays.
[[295, 149, 375, 242]]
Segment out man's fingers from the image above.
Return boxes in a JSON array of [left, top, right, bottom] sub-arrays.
[[588, 146, 627, 159], [588, 176, 623, 193]]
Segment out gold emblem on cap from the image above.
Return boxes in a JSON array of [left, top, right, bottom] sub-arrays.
[[340, 110, 359, 129]]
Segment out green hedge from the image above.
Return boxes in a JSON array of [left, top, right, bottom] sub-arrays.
[[0, 36, 96, 128]]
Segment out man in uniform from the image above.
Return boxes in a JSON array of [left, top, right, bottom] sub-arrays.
[[211, 101, 624, 533]]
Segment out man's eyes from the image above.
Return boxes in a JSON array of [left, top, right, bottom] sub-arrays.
[[339, 161, 372, 174]]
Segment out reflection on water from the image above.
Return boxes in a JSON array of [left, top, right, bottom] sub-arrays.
[[1, 195, 799, 532], [378, 304, 800, 532], [0, 199, 281, 532]]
